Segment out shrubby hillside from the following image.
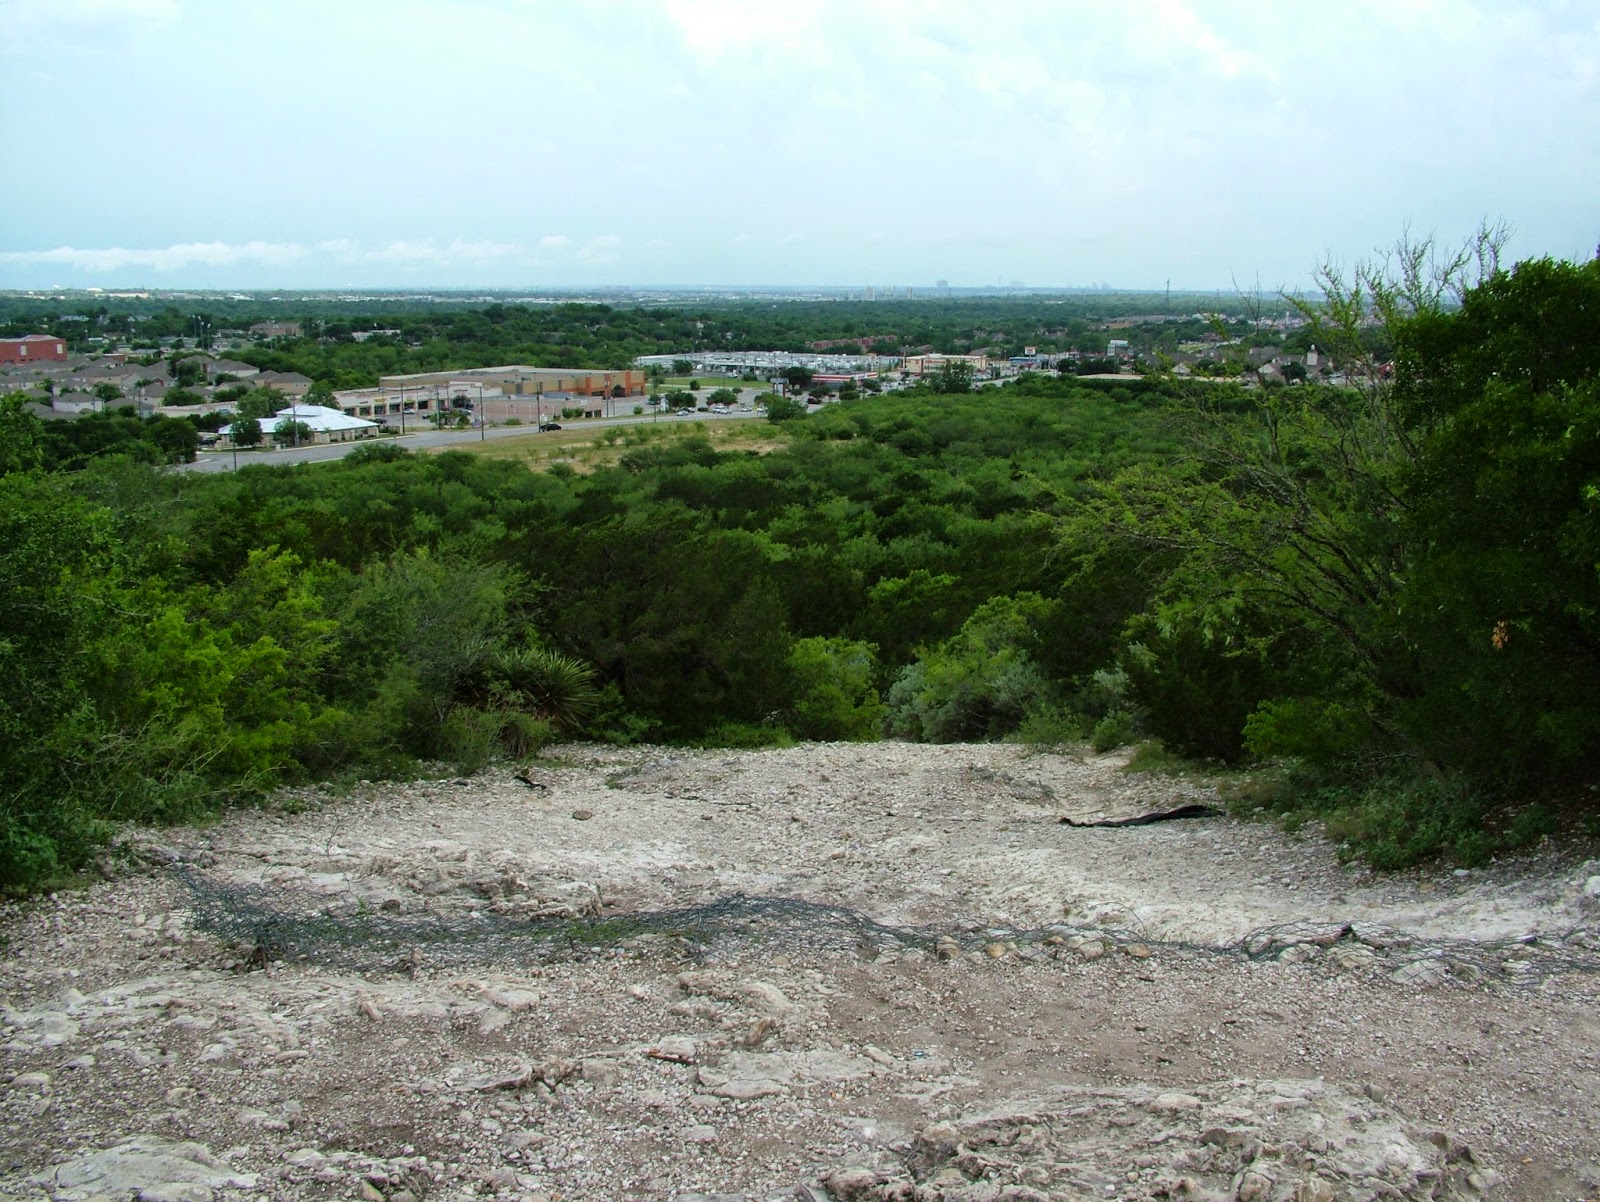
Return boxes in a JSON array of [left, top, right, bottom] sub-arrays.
[[2, 251, 1596, 890]]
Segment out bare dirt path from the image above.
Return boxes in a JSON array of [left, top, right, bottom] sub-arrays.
[[4, 743, 1599, 1202]]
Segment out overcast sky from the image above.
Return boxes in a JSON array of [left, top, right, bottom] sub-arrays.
[[1, 0, 1596, 291]]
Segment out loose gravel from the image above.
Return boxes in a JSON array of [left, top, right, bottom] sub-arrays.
[[4, 742, 1599, 1201]]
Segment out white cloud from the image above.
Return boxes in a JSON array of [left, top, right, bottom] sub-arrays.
[[659, 0, 823, 57], [363, 239, 523, 265], [577, 235, 623, 264], [1, 237, 534, 277], [316, 239, 362, 261], [0, 0, 181, 54], [0, 240, 306, 272], [439, 238, 521, 262], [1137, 0, 1279, 82]]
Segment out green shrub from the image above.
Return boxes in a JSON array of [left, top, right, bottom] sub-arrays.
[[439, 706, 505, 776], [1123, 739, 1187, 774], [1119, 609, 1273, 763], [1318, 772, 1495, 868], [884, 595, 1055, 743], [1008, 703, 1084, 746], [785, 637, 885, 741], [764, 395, 806, 422], [499, 712, 558, 759], [488, 645, 600, 730], [0, 819, 64, 895], [1091, 710, 1134, 752], [691, 722, 794, 750], [582, 683, 656, 745], [1243, 697, 1375, 774]]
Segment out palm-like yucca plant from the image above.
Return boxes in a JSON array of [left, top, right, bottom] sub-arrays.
[[489, 646, 600, 731]]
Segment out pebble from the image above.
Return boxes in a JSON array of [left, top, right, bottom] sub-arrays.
[[1150, 1092, 1202, 1113], [647, 1037, 699, 1064], [711, 1078, 786, 1100]]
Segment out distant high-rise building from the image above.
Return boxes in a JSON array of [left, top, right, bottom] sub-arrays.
[[936, 279, 949, 291]]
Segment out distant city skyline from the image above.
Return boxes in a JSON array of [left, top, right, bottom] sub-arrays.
[[2, 0, 1596, 291]]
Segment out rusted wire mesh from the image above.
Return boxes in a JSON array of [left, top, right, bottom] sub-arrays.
[[178, 869, 1600, 987]]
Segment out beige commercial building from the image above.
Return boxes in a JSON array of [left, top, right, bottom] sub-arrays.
[[900, 353, 990, 376], [378, 366, 646, 399]]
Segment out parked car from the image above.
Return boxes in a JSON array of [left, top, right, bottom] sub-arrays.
[[538, 422, 561, 431]]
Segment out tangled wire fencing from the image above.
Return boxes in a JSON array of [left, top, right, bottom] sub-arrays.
[[177, 869, 1600, 988]]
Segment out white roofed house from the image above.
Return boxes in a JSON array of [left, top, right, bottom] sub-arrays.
[[218, 405, 378, 447]]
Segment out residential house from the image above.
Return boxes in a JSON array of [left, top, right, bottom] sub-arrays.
[[249, 321, 303, 339], [191, 356, 260, 380], [253, 370, 312, 398]]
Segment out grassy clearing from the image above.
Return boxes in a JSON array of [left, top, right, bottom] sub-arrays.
[[658, 376, 759, 391], [439, 417, 785, 473]]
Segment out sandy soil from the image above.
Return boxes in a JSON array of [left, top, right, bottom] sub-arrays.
[[4, 742, 1599, 1202]]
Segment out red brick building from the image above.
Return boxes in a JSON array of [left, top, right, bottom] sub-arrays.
[[0, 334, 67, 364]]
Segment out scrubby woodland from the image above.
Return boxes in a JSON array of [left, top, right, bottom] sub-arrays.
[[2, 248, 1596, 892]]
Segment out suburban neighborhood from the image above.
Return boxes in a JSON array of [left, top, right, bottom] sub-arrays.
[[0, 297, 1351, 457]]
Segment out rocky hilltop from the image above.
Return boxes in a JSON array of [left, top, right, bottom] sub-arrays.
[[4, 742, 1599, 1201]]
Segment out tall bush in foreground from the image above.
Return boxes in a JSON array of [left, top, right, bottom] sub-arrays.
[[1080, 234, 1600, 858]]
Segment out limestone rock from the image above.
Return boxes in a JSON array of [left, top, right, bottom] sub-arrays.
[[858, 1079, 1497, 1202], [711, 1077, 786, 1100], [647, 1036, 699, 1063], [34, 1135, 257, 1199]]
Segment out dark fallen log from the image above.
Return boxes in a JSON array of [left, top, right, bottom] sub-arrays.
[[1059, 803, 1221, 828]]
